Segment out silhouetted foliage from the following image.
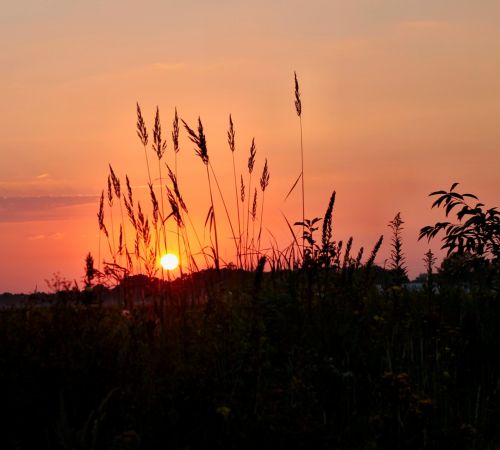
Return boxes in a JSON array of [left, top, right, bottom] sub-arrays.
[[419, 183, 500, 261], [388, 212, 409, 285]]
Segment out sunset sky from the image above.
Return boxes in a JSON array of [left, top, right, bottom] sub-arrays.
[[1, 0, 499, 293]]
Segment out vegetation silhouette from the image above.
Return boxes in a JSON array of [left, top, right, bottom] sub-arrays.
[[1, 76, 499, 450]]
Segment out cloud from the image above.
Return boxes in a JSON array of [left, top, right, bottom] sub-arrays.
[[28, 234, 46, 241], [0, 195, 97, 223], [28, 232, 64, 241], [0, 174, 67, 196]]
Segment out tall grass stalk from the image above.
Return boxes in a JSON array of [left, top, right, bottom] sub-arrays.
[[152, 107, 168, 256], [172, 108, 182, 272], [257, 158, 270, 256], [250, 188, 257, 266], [166, 161, 210, 270], [294, 72, 305, 257], [148, 182, 161, 267], [166, 163, 194, 275], [228, 115, 243, 268], [109, 165, 129, 269], [182, 117, 220, 271], [240, 174, 245, 258], [136, 103, 152, 186], [106, 175, 116, 260], [208, 162, 240, 267], [245, 139, 257, 269], [97, 190, 112, 269]]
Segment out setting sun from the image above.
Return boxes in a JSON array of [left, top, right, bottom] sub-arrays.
[[160, 253, 179, 271]]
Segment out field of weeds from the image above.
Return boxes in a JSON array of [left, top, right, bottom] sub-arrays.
[[1, 263, 500, 449]]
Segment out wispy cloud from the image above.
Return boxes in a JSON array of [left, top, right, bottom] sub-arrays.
[[28, 232, 64, 241], [0, 195, 97, 223], [0, 174, 70, 197]]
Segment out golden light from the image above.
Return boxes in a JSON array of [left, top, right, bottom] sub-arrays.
[[160, 253, 179, 271]]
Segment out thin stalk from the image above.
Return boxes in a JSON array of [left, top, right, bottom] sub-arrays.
[[258, 191, 266, 256], [186, 209, 210, 269], [143, 144, 152, 186], [245, 139, 256, 269], [118, 199, 130, 269], [173, 107, 182, 274], [232, 151, 242, 267], [299, 115, 305, 256], [258, 158, 270, 257], [98, 232, 101, 272], [251, 191, 257, 268], [206, 165, 220, 270], [174, 153, 183, 277], [109, 204, 116, 260], [157, 159, 167, 255], [240, 175, 246, 266], [209, 162, 241, 267], [294, 72, 305, 258], [228, 115, 242, 267], [245, 172, 252, 269]]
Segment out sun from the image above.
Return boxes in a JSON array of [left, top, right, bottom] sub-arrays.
[[160, 253, 179, 271]]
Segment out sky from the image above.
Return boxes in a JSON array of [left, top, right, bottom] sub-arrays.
[[1, 0, 499, 293]]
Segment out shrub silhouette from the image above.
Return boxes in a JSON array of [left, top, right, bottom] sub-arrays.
[[419, 183, 500, 261]]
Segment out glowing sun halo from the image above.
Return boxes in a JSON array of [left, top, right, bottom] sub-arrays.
[[160, 253, 179, 271]]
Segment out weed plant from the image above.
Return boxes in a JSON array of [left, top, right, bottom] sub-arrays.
[[1, 76, 499, 450]]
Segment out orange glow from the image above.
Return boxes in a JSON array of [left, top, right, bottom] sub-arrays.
[[1, 2, 499, 293]]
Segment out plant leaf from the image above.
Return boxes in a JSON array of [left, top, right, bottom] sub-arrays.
[[284, 173, 302, 202]]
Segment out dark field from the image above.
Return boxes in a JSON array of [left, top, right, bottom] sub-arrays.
[[1, 265, 499, 450]]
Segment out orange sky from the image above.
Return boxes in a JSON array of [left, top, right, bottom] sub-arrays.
[[1, 1, 499, 293]]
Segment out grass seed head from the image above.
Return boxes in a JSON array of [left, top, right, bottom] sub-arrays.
[[153, 106, 167, 160], [260, 158, 270, 192], [228, 114, 236, 153], [98, 190, 108, 237], [294, 71, 302, 117], [240, 175, 245, 203], [107, 175, 113, 206], [166, 164, 187, 213], [126, 175, 134, 207], [183, 117, 209, 165], [149, 183, 159, 224], [109, 164, 121, 198], [172, 107, 179, 153], [251, 188, 257, 221], [136, 102, 149, 147], [248, 138, 256, 174]]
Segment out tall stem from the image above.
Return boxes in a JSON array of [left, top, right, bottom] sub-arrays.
[[174, 152, 183, 277], [143, 144, 152, 186], [158, 159, 167, 256], [118, 199, 128, 269], [245, 173, 253, 269], [232, 152, 242, 267], [206, 165, 220, 271], [209, 162, 240, 268], [300, 115, 305, 257], [109, 205, 116, 261], [258, 192, 266, 256]]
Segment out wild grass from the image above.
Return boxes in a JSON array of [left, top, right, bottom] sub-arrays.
[[2, 74, 499, 450], [3, 252, 500, 449]]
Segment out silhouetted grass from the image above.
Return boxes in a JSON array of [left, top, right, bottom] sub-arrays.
[[1, 264, 500, 450], [2, 75, 499, 450]]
